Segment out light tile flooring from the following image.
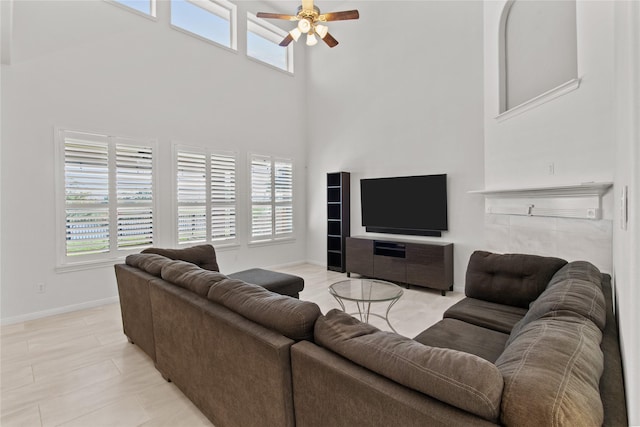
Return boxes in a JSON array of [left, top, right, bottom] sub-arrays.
[[1, 263, 464, 427]]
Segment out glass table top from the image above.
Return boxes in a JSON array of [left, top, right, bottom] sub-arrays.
[[329, 278, 404, 302]]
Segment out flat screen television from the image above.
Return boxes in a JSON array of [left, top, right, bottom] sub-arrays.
[[360, 174, 448, 237]]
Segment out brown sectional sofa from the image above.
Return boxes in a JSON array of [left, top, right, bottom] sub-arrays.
[[115, 247, 627, 427], [115, 246, 318, 427]]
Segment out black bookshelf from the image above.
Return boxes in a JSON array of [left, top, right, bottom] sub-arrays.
[[327, 172, 350, 272]]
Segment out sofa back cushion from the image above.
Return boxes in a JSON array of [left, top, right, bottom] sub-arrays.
[[496, 316, 604, 427], [207, 279, 320, 341], [160, 260, 227, 297], [508, 262, 606, 343], [465, 251, 567, 308], [546, 260, 603, 289], [143, 244, 219, 271], [314, 309, 504, 422], [126, 253, 174, 277]]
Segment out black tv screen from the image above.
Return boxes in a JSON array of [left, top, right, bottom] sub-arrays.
[[360, 174, 448, 237]]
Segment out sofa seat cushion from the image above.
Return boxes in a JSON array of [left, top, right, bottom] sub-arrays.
[[496, 316, 604, 427], [207, 279, 320, 341], [413, 318, 509, 363], [443, 298, 527, 334], [228, 268, 304, 298], [143, 244, 219, 271], [465, 251, 567, 308], [126, 253, 175, 277], [315, 309, 504, 422], [160, 260, 227, 297]]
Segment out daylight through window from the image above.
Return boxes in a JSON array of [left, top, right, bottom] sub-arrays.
[[171, 0, 237, 50], [250, 154, 293, 242], [111, 0, 156, 17], [247, 13, 293, 73], [58, 129, 155, 265], [176, 147, 237, 245]]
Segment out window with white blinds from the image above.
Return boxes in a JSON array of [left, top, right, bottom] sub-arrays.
[[176, 147, 237, 245], [58, 129, 155, 265], [250, 155, 293, 242]]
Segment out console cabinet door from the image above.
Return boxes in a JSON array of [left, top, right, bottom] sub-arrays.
[[346, 238, 374, 276], [373, 255, 407, 283], [405, 243, 453, 290]]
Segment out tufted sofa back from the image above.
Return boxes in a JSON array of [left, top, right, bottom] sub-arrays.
[[142, 244, 219, 271], [465, 250, 567, 308]]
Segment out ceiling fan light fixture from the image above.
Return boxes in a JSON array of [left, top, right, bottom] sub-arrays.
[[298, 18, 312, 33], [306, 32, 318, 46], [289, 27, 302, 42], [257, 1, 359, 49], [315, 24, 328, 39]]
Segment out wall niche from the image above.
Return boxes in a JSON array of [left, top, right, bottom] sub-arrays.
[[499, 0, 579, 116]]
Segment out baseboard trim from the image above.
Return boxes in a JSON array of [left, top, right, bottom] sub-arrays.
[[265, 259, 309, 270], [1, 296, 120, 325]]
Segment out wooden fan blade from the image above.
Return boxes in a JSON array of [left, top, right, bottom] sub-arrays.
[[320, 10, 359, 21], [279, 33, 294, 47], [322, 32, 339, 48], [302, 0, 314, 12], [256, 12, 298, 21]]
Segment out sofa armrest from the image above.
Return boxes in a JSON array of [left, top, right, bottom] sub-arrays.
[[291, 341, 498, 427], [314, 310, 503, 422]]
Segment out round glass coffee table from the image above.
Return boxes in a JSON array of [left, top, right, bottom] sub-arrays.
[[329, 278, 404, 333]]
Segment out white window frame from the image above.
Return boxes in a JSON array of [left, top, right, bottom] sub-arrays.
[[55, 128, 157, 271], [249, 154, 294, 244], [170, 0, 238, 51], [174, 144, 238, 247], [106, 0, 158, 20], [246, 12, 294, 74]]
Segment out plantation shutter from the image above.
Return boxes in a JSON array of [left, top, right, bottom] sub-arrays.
[[250, 155, 294, 242], [251, 155, 273, 239], [116, 142, 154, 250], [274, 160, 293, 236], [177, 150, 207, 243], [61, 130, 155, 262], [210, 153, 236, 241], [64, 134, 110, 256]]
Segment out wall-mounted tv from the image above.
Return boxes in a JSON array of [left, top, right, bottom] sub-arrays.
[[360, 174, 448, 237]]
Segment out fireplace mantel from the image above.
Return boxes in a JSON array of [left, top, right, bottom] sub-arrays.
[[469, 182, 613, 219]]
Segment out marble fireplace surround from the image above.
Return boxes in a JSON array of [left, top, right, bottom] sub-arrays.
[[471, 183, 613, 273]]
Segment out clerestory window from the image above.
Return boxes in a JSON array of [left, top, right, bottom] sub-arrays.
[[247, 13, 293, 73], [171, 0, 237, 50], [110, 0, 156, 18]]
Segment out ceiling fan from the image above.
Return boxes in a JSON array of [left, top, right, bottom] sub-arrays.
[[256, 0, 359, 48]]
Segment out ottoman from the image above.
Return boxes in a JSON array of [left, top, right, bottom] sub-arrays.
[[228, 268, 305, 298]]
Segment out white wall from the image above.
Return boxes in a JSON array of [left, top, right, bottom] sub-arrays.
[[305, 1, 485, 291], [483, 0, 615, 270], [485, 0, 614, 188], [0, 0, 308, 322], [613, 1, 640, 424]]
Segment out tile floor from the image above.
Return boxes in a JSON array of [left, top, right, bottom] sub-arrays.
[[1, 263, 464, 426]]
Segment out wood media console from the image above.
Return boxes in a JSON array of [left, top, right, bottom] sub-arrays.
[[345, 236, 454, 295]]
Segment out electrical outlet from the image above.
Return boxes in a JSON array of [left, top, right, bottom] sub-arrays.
[[36, 282, 46, 294]]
